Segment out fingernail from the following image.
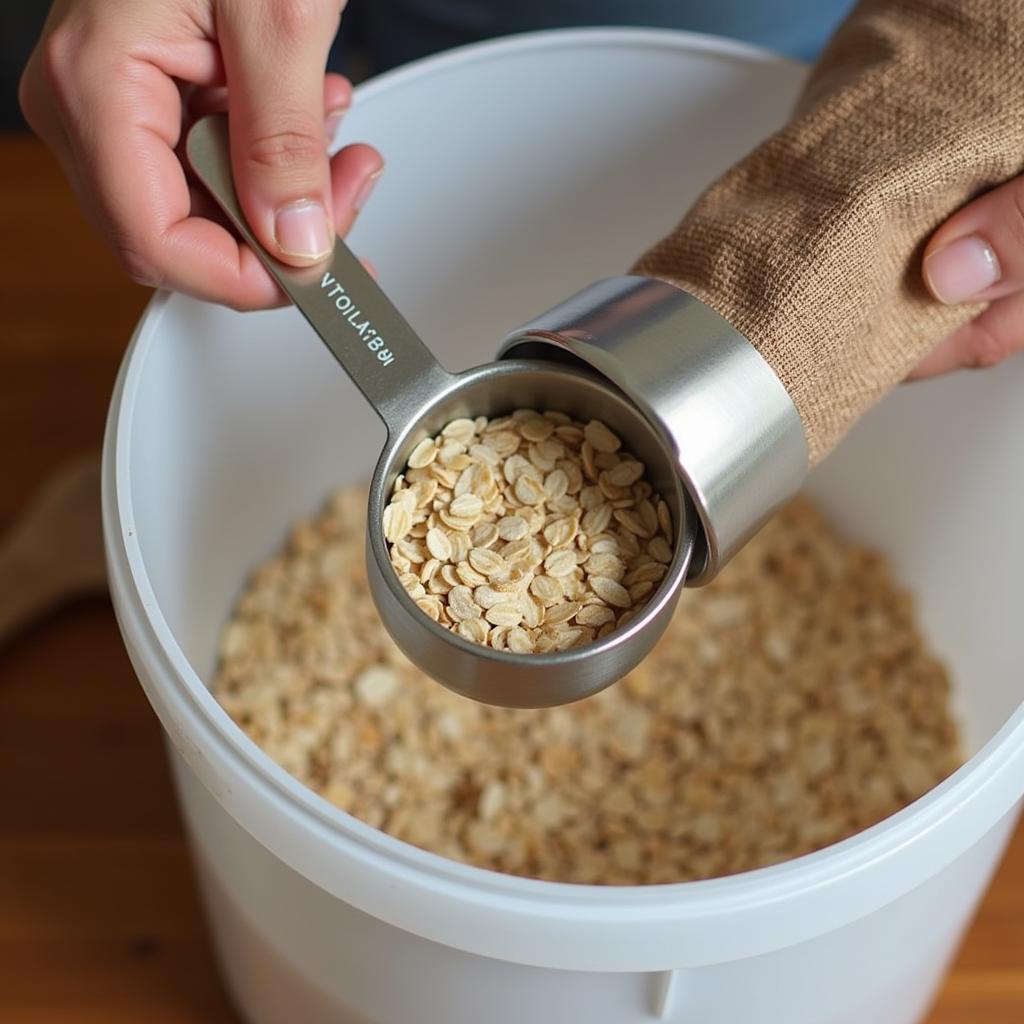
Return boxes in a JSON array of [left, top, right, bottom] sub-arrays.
[[325, 107, 346, 143], [353, 166, 383, 213], [274, 199, 332, 262], [924, 235, 1000, 304]]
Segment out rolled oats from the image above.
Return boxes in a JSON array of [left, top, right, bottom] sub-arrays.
[[583, 419, 622, 454], [406, 437, 438, 470], [214, 490, 962, 886], [380, 410, 675, 653]]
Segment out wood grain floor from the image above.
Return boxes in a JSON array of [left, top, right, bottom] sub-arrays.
[[1, 135, 1021, 1023]]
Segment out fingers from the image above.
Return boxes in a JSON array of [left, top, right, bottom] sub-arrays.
[[923, 176, 1024, 305], [908, 292, 1024, 380], [141, 140, 381, 310], [329, 142, 383, 236], [324, 72, 352, 144], [217, 0, 345, 267], [179, 141, 381, 310], [913, 175, 1024, 378]]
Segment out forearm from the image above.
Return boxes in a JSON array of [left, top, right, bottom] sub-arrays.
[[635, 0, 1024, 462]]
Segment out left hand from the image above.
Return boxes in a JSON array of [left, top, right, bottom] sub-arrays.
[[912, 175, 1024, 378]]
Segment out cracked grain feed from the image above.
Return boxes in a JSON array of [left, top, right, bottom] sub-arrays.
[[379, 410, 675, 654], [214, 491, 962, 886]]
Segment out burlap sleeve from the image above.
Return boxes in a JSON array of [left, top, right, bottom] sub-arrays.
[[633, 0, 1024, 463]]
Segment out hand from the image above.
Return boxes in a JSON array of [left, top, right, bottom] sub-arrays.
[[912, 175, 1024, 378], [18, 0, 383, 310]]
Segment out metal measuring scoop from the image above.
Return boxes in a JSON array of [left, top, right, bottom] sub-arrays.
[[187, 114, 694, 708]]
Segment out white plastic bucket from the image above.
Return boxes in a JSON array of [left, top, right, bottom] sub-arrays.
[[103, 29, 1024, 1024]]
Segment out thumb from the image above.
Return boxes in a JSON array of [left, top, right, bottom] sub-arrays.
[[911, 174, 1024, 379], [218, 0, 343, 266], [922, 175, 1024, 306]]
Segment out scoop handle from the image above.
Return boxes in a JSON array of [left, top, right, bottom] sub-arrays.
[[186, 114, 452, 435]]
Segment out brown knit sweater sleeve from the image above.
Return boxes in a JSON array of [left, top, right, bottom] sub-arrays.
[[634, 0, 1024, 463]]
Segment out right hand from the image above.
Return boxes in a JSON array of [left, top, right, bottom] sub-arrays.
[[19, 0, 383, 310]]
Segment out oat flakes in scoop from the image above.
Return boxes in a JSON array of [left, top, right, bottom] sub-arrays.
[[380, 409, 675, 654]]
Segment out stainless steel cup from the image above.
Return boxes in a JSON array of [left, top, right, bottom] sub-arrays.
[[501, 277, 809, 584]]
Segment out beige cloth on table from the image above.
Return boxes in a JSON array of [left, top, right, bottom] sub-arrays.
[[634, 0, 1024, 463]]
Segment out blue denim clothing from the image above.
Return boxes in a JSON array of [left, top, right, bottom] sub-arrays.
[[334, 0, 856, 74]]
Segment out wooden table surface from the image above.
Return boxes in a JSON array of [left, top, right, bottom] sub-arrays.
[[1, 134, 1021, 1024]]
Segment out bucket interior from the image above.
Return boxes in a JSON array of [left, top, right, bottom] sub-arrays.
[[123, 32, 1022, 781]]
